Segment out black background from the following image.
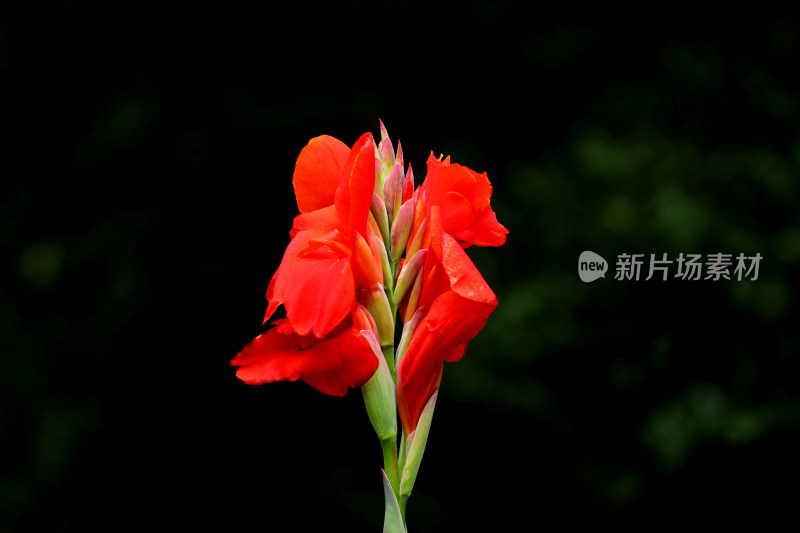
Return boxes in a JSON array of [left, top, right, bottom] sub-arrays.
[[2, 3, 799, 531]]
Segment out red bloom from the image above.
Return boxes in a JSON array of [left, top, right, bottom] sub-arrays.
[[396, 207, 499, 433], [232, 124, 506, 410], [233, 123, 507, 529], [231, 316, 379, 397], [264, 133, 380, 338], [231, 132, 383, 395], [411, 154, 508, 250]]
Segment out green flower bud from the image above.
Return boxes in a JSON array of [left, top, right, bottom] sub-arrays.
[[362, 284, 394, 348], [361, 333, 397, 442], [400, 391, 438, 499]]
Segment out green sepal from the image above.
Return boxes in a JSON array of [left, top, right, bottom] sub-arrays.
[[361, 343, 397, 442], [400, 390, 438, 498]]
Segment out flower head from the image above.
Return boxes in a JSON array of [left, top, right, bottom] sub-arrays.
[[232, 122, 507, 414], [232, 132, 384, 395], [395, 207, 498, 433], [412, 153, 508, 250], [231, 121, 508, 531]]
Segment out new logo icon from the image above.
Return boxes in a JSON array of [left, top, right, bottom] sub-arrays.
[[578, 251, 607, 282]]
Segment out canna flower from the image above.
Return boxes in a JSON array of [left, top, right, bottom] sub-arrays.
[[231, 121, 508, 531], [265, 132, 381, 338], [394, 151, 507, 434], [230, 314, 379, 397], [231, 132, 385, 396], [396, 207, 499, 434], [410, 153, 509, 251]]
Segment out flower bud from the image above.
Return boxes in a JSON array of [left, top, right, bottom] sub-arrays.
[[379, 138, 395, 172], [377, 120, 395, 173], [391, 200, 414, 262], [395, 257, 404, 285], [367, 210, 382, 243], [383, 163, 404, 221], [372, 233, 393, 289], [404, 266, 424, 320], [361, 330, 397, 442], [392, 248, 427, 305], [370, 193, 390, 244], [402, 164, 415, 203], [405, 216, 427, 260], [362, 283, 394, 348], [351, 231, 381, 288], [354, 303, 379, 335], [368, 230, 383, 270], [400, 390, 437, 498], [374, 156, 387, 191], [395, 140, 404, 167], [395, 307, 424, 371], [379, 118, 390, 142]]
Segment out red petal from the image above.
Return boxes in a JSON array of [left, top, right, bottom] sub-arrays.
[[336, 133, 376, 237], [425, 153, 491, 212], [418, 207, 497, 308], [232, 323, 379, 397], [422, 154, 508, 248], [397, 361, 442, 435], [454, 207, 508, 247], [439, 191, 475, 234], [400, 291, 495, 383], [264, 229, 322, 324], [439, 231, 498, 306], [443, 343, 466, 363], [293, 136, 350, 213], [265, 229, 356, 338], [299, 329, 379, 396], [397, 291, 495, 432], [350, 230, 381, 288], [396, 207, 499, 433], [284, 248, 356, 339], [290, 205, 341, 239]]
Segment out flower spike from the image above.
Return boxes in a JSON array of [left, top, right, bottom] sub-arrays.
[[231, 122, 507, 532]]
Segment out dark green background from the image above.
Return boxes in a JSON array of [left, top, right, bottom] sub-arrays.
[[2, 3, 799, 531]]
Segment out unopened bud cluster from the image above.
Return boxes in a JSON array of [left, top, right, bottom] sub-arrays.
[[361, 121, 430, 453], [366, 122, 429, 371]]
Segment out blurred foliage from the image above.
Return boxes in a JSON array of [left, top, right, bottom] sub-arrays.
[[1, 1, 799, 531]]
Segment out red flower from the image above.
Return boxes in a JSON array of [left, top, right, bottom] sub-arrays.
[[411, 154, 508, 250], [231, 133, 383, 396], [233, 123, 507, 530], [230, 316, 379, 397], [396, 206, 499, 433], [264, 133, 380, 338]]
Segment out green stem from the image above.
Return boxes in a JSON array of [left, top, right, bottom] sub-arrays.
[[381, 437, 400, 499], [381, 254, 407, 526]]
